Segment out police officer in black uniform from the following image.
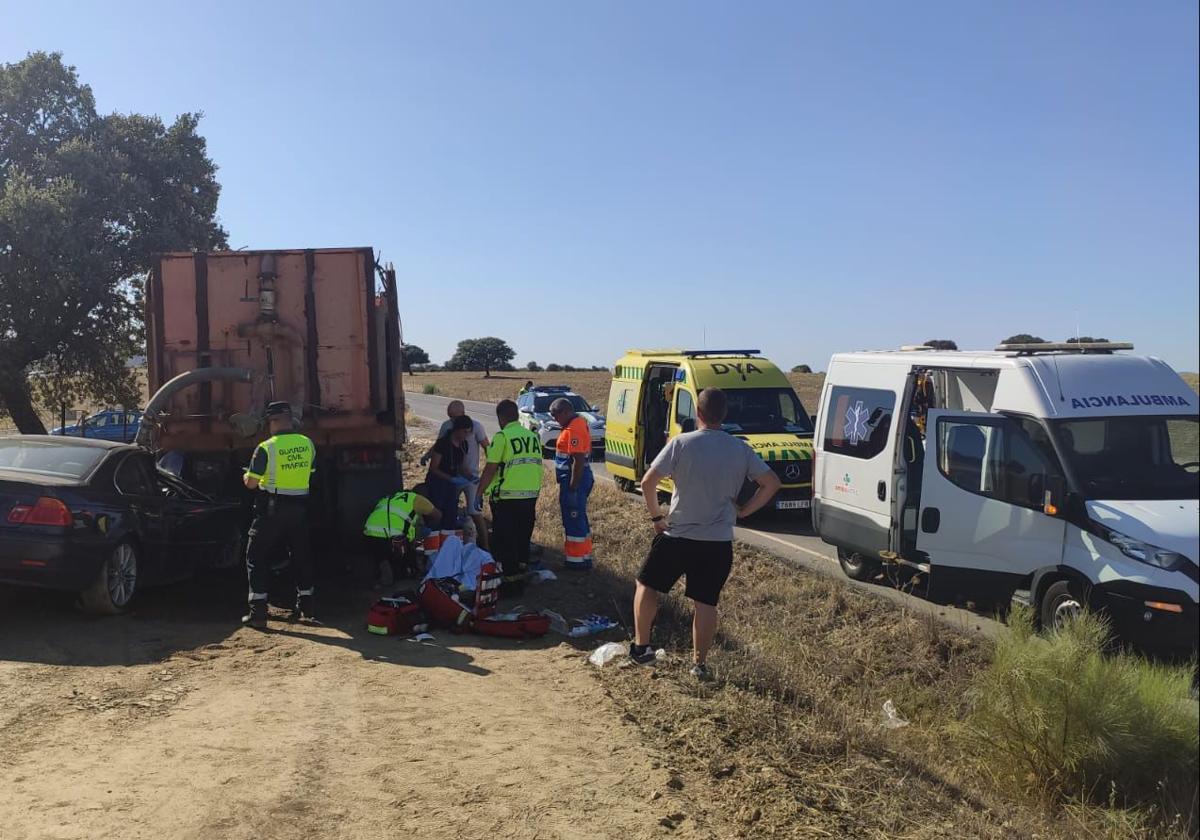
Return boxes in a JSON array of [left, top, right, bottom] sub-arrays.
[[241, 401, 317, 629]]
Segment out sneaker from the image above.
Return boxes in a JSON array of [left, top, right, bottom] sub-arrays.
[[629, 643, 657, 665], [689, 663, 712, 681]]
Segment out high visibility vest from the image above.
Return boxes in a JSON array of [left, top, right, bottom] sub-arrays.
[[248, 433, 315, 496], [363, 491, 423, 540], [486, 421, 543, 501]]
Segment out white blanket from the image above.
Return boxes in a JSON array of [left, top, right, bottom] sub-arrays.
[[422, 536, 493, 591]]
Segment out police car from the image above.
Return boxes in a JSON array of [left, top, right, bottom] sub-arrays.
[[516, 386, 606, 458]]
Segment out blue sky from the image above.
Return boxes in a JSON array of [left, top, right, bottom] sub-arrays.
[[3, 1, 1198, 371]]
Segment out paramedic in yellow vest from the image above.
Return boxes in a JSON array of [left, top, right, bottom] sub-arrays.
[[550, 397, 594, 570], [476, 399, 543, 586], [363, 483, 441, 584], [241, 401, 317, 629]]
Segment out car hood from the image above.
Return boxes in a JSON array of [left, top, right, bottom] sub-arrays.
[[1086, 499, 1200, 564], [733, 433, 813, 463], [539, 412, 605, 429]]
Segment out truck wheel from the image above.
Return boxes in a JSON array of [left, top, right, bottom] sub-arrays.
[[79, 542, 139, 615], [837, 548, 880, 582], [1039, 579, 1084, 631]]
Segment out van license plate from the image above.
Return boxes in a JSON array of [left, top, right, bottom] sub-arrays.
[[776, 500, 811, 510]]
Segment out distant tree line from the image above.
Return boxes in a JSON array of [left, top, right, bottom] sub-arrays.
[[401, 337, 607, 376]]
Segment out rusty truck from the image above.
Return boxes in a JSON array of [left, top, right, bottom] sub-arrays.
[[139, 248, 405, 545]]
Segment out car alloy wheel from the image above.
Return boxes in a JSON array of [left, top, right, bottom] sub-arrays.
[[107, 543, 138, 608]]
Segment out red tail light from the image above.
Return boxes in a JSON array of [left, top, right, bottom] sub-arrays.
[[7, 497, 73, 527]]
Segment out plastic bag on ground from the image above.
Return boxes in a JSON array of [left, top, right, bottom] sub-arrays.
[[881, 699, 909, 729], [588, 641, 627, 667]]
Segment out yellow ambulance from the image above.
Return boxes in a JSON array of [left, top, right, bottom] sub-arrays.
[[605, 350, 815, 511]]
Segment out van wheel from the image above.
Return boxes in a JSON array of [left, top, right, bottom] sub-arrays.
[[614, 477, 635, 494], [837, 548, 880, 582], [79, 542, 139, 615], [1039, 579, 1085, 630]]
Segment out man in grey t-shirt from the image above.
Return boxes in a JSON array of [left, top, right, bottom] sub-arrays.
[[630, 387, 781, 679]]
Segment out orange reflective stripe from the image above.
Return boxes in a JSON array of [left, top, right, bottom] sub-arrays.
[[564, 537, 593, 557]]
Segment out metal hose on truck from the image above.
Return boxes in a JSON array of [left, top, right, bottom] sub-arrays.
[[135, 367, 258, 449]]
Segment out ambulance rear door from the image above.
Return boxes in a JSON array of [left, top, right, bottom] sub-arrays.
[[814, 362, 905, 558]]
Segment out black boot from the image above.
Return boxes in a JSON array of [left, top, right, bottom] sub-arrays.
[[241, 599, 268, 630], [291, 592, 317, 624]]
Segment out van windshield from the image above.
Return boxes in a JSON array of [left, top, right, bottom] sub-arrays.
[[720, 388, 813, 435], [1050, 415, 1199, 501]]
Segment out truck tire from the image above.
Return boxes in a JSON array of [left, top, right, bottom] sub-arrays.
[[79, 542, 139, 615], [837, 548, 880, 582], [1039, 579, 1085, 631]]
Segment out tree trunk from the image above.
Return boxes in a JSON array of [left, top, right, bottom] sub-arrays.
[[0, 369, 47, 434]]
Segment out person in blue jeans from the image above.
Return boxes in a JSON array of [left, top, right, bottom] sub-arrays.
[[550, 398, 594, 570], [425, 414, 475, 536]]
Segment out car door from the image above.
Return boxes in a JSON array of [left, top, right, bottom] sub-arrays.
[[814, 383, 902, 557], [917, 410, 1067, 602], [113, 452, 170, 582], [154, 470, 233, 576]]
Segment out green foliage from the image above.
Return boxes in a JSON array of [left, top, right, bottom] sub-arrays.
[[966, 608, 1198, 823], [1002, 334, 1048, 345], [526, 360, 542, 372], [791, 364, 813, 373], [923, 339, 958, 350], [444, 337, 516, 377], [400, 343, 430, 372], [421, 383, 440, 395], [0, 52, 226, 432]]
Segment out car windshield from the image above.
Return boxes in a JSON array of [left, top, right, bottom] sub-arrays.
[[720, 388, 813, 435], [533, 394, 591, 414], [0, 440, 107, 479], [1051, 415, 1199, 501]]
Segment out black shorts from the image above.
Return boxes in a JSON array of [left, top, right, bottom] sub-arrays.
[[637, 535, 733, 607]]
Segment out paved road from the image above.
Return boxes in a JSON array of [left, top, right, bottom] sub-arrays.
[[404, 390, 1002, 638]]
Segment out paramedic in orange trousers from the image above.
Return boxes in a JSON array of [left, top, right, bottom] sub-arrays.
[[550, 397, 594, 570]]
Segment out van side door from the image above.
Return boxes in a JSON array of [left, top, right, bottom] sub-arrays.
[[814, 384, 900, 557], [917, 411, 1067, 602]]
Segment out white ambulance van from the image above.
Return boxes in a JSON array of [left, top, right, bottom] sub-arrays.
[[812, 342, 1198, 652]]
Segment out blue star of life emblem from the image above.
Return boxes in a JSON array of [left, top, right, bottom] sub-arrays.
[[844, 400, 870, 445]]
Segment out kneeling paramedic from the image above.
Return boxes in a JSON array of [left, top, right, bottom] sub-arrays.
[[550, 397, 594, 570], [241, 402, 317, 629], [476, 399, 542, 588], [363, 483, 441, 583]]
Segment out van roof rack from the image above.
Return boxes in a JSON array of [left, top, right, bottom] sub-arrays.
[[681, 349, 761, 358], [898, 344, 937, 352], [995, 341, 1134, 355], [533, 385, 572, 393]]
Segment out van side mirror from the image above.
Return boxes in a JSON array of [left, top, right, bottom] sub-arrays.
[[519, 406, 532, 414], [590, 404, 600, 412], [1042, 474, 1066, 516], [680, 418, 696, 434], [810, 414, 818, 426]]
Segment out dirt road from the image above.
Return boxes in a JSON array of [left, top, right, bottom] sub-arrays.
[[0, 576, 728, 840]]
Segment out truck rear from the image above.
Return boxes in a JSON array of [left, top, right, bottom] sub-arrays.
[[143, 248, 405, 543]]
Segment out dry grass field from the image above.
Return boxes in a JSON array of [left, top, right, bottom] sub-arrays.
[[403, 370, 826, 411]]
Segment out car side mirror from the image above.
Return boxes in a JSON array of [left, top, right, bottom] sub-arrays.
[[519, 406, 532, 414], [680, 418, 696, 434], [1042, 474, 1066, 516], [810, 414, 818, 426]]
